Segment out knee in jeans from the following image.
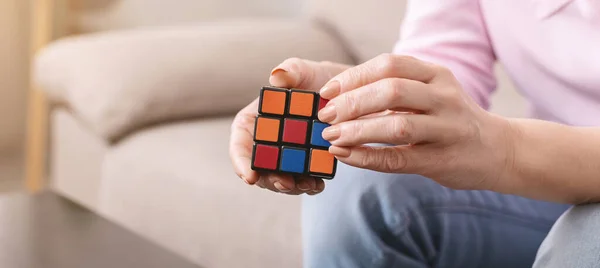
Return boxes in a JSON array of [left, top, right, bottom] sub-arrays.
[[302, 164, 442, 266], [534, 203, 600, 268]]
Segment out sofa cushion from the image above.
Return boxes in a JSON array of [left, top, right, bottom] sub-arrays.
[[35, 19, 353, 141], [97, 117, 302, 268]]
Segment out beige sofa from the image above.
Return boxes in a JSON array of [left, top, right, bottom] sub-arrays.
[[35, 1, 526, 267]]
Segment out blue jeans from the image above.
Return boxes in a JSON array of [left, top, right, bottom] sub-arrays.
[[302, 163, 570, 268]]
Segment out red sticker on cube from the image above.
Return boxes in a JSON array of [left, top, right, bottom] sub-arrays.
[[283, 119, 308, 145], [253, 144, 279, 170], [318, 97, 329, 112]]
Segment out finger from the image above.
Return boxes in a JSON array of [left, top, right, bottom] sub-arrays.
[[229, 100, 261, 184], [295, 177, 317, 192], [306, 179, 326, 195], [323, 114, 451, 147], [269, 58, 351, 91], [319, 54, 437, 100], [318, 78, 433, 124], [314, 179, 326, 193], [256, 173, 308, 195], [330, 145, 422, 173]]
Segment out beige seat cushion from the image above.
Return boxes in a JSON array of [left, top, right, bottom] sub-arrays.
[[97, 117, 302, 268], [35, 19, 353, 141]]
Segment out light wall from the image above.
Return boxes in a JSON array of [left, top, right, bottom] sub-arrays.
[[0, 0, 30, 156]]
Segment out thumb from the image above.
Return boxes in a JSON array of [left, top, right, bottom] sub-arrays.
[[269, 58, 351, 91]]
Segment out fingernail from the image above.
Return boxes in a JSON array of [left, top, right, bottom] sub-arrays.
[[270, 67, 300, 87], [322, 126, 340, 141], [318, 104, 337, 122], [329, 146, 351, 157], [297, 181, 311, 191], [320, 81, 340, 100], [274, 181, 291, 192], [271, 67, 287, 76]]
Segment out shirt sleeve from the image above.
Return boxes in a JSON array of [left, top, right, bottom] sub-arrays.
[[393, 0, 497, 109]]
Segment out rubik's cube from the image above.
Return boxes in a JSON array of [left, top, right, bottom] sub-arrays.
[[251, 86, 337, 179]]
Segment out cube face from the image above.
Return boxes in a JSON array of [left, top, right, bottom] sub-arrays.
[[311, 121, 331, 147], [259, 87, 287, 116], [254, 116, 281, 143], [252, 144, 280, 170], [251, 86, 337, 179], [282, 119, 308, 145], [317, 96, 329, 112], [288, 90, 315, 117], [280, 147, 307, 174], [309, 149, 336, 176]]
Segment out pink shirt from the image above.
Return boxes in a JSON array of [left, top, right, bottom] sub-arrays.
[[393, 0, 600, 126]]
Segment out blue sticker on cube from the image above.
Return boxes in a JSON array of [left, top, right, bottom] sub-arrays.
[[280, 147, 307, 173], [311, 121, 331, 147]]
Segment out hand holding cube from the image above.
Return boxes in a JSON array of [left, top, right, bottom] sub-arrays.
[[229, 58, 351, 194]]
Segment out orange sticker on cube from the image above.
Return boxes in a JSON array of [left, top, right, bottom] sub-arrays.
[[260, 88, 287, 115], [255, 116, 281, 142], [288, 90, 315, 117], [309, 149, 336, 175]]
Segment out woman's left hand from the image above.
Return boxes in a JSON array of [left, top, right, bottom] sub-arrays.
[[317, 54, 516, 192]]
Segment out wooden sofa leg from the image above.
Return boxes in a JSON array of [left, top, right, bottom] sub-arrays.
[[25, 89, 48, 193], [25, 0, 58, 193]]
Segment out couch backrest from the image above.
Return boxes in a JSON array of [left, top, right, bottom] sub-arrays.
[[307, 0, 408, 63], [70, 0, 406, 62], [72, 0, 302, 32]]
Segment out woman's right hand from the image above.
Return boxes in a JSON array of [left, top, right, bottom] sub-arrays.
[[229, 58, 351, 195]]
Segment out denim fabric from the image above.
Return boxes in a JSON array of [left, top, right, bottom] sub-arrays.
[[302, 163, 570, 268]]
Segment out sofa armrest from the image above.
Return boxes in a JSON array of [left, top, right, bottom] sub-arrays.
[[35, 18, 353, 141]]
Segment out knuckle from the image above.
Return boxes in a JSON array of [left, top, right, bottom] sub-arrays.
[[383, 148, 403, 171], [440, 88, 462, 110], [398, 55, 418, 62], [392, 148, 409, 170], [383, 78, 405, 100], [433, 64, 454, 78], [360, 146, 378, 168], [376, 53, 398, 75], [394, 55, 418, 66], [389, 116, 412, 142], [376, 53, 395, 62], [360, 147, 404, 172], [438, 87, 456, 100], [429, 84, 458, 107], [343, 93, 361, 118], [350, 121, 364, 142], [457, 123, 476, 142]]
